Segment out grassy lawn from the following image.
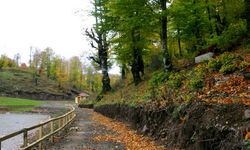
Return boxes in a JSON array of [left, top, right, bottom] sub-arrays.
[[0, 97, 46, 111]]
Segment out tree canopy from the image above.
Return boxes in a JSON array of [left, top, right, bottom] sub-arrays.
[[86, 0, 249, 86]]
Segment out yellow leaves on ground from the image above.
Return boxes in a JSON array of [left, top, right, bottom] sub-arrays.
[[92, 112, 166, 150]]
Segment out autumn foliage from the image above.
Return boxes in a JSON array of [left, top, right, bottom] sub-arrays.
[[200, 73, 250, 106], [92, 111, 166, 150]]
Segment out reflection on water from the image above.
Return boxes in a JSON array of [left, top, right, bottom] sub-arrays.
[[0, 113, 50, 150]]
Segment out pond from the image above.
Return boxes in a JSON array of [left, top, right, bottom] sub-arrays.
[[0, 113, 50, 150]]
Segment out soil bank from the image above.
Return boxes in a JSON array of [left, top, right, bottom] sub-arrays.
[[94, 101, 250, 150]]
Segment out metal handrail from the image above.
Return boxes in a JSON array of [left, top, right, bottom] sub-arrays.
[[0, 105, 76, 150]]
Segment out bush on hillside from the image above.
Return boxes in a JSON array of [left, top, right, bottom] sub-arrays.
[[189, 76, 204, 89], [219, 64, 238, 75], [208, 53, 243, 74], [188, 65, 207, 90], [167, 72, 182, 89], [194, 64, 208, 76], [208, 59, 222, 71], [239, 61, 250, 71], [219, 53, 242, 65], [149, 71, 170, 88]]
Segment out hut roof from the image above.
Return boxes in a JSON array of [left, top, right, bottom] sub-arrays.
[[79, 92, 89, 97]]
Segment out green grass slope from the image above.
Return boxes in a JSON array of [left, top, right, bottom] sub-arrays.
[[0, 97, 45, 106], [0, 97, 46, 111]]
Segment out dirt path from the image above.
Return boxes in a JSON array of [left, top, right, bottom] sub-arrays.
[[49, 108, 126, 150], [49, 108, 165, 150]]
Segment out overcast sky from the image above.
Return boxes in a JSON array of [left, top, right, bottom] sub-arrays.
[[0, 0, 120, 74]]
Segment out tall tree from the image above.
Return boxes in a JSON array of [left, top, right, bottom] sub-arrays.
[[69, 56, 83, 89], [86, 0, 112, 93], [40, 48, 53, 78], [108, 0, 155, 85], [31, 49, 41, 86], [160, 0, 172, 71], [14, 53, 21, 67]]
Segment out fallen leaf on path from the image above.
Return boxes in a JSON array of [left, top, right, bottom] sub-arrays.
[[92, 112, 167, 150]]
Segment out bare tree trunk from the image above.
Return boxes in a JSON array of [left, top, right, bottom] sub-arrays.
[[160, 0, 172, 71], [121, 64, 126, 80], [101, 65, 111, 93], [131, 49, 144, 85], [131, 28, 142, 86]]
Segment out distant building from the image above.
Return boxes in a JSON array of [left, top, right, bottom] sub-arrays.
[[75, 92, 89, 104], [20, 63, 27, 69]]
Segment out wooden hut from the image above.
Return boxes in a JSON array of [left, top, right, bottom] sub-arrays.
[[75, 92, 89, 104]]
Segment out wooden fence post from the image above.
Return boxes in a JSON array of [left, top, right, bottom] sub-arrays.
[[50, 121, 54, 142], [63, 117, 65, 126], [59, 118, 61, 128], [38, 126, 43, 150], [23, 129, 28, 147], [0, 141, 2, 150]]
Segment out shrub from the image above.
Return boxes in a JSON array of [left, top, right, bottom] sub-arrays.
[[183, 93, 195, 102], [187, 64, 207, 90], [208, 59, 222, 71], [219, 64, 238, 75], [189, 76, 204, 89], [194, 64, 208, 76], [208, 53, 243, 74], [149, 71, 170, 87], [243, 140, 250, 150], [239, 61, 250, 71], [79, 100, 96, 105], [219, 53, 243, 65], [167, 72, 182, 89]]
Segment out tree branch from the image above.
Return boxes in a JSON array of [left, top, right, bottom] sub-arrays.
[[89, 56, 101, 65], [90, 41, 98, 49], [85, 29, 99, 43]]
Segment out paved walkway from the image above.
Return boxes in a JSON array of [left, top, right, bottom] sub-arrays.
[[49, 108, 126, 150]]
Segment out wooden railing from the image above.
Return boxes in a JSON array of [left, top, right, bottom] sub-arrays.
[[0, 105, 76, 150]]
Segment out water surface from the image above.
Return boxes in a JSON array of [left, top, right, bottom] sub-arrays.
[[0, 113, 50, 150]]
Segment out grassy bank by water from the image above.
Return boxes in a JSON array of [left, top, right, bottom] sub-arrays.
[[0, 97, 46, 111]]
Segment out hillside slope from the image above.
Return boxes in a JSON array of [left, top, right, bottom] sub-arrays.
[[93, 51, 250, 150], [0, 68, 78, 100]]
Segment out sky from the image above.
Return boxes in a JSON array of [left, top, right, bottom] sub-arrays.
[[0, 0, 119, 74]]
